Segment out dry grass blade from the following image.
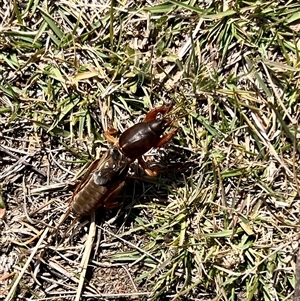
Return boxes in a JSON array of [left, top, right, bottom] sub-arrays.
[[75, 214, 96, 301]]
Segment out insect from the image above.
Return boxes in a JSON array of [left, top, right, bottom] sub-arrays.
[[70, 104, 178, 216]]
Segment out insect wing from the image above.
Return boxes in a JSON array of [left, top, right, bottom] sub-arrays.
[[93, 167, 119, 186], [70, 152, 109, 202], [93, 150, 129, 186]]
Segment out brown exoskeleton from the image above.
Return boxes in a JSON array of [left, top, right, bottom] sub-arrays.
[[70, 104, 178, 216]]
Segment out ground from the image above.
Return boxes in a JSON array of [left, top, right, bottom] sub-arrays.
[[0, 0, 300, 300]]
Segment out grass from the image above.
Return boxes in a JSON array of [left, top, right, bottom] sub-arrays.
[[0, 0, 300, 300]]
